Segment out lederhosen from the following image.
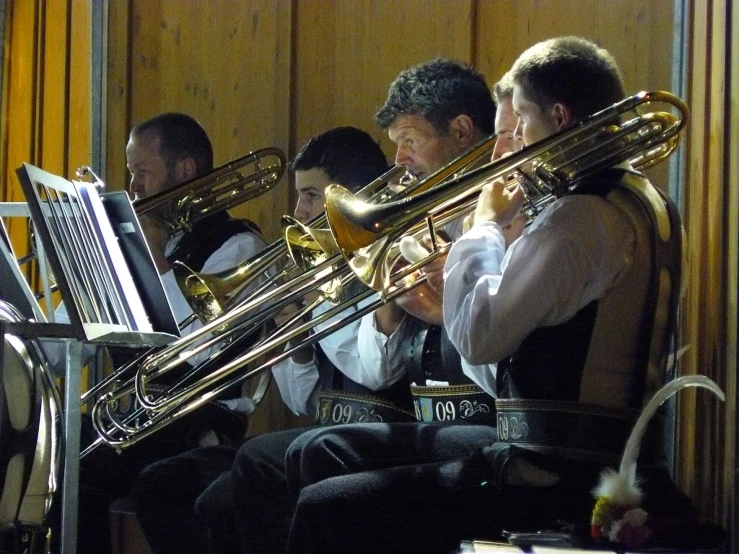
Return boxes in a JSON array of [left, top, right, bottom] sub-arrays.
[[403, 316, 496, 425], [489, 168, 682, 474]]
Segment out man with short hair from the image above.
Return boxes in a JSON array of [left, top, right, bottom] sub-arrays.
[[232, 58, 503, 554], [70, 113, 269, 554], [284, 37, 694, 553], [132, 126, 411, 554], [125, 113, 267, 343]]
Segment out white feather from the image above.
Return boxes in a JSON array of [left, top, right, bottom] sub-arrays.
[[619, 375, 724, 485], [593, 375, 724, 508]]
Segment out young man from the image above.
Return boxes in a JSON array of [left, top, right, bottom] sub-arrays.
[[231, 58, 502, 554], [131, 126, 408, 554], [284, 37, 694, 553]]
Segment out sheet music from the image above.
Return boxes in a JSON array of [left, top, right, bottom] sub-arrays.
[[77, 181, 152, 332]]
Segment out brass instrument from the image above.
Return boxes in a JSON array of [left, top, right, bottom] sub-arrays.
[[87, 91, 688, 452], [80, 148, 286, 405], [83, 137, 497, 453], [174, 135, 496, 323], [133, 147, 286, 234], [327, 91, 687, 290]]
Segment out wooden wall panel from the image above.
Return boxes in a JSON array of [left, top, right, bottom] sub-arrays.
[[105, 0, 132, 192], [293, 0, 475, 159], [677, 0, 736, 527], [106, 0, 293, 243], [2, 0, 40, 259], [67, 0, 91, 176], [475, 0, 674, 190], [1, 0, 91, 273]]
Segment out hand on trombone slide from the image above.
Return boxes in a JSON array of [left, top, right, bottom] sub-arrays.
[[391, 235, 447, 326]]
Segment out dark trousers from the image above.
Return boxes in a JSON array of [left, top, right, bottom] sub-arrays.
[[231, 427, 317, 554], [132, 444, 242, 554], [231, 421, 498, 554], [50, 415, 205, 554], [286, 454, 697, 554]]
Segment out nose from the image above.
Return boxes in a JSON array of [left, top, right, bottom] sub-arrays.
[[513, 119, 524, 143], [294, 198, 309, 224], [394, 145, 412, 168], [491, 138, 508, 162], [128, 175, 142, 199]]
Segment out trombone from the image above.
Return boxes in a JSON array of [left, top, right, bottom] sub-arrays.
[[79, 147, 287, 405], [84, 136, 498, 453], [88, 91, 688, 452], [173, 135, 497, 323]]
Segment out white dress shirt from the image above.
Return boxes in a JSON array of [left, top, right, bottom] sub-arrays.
[[271, 295, 379, 416], [443, 193, 636, 395], [355, 214, 495, 395]]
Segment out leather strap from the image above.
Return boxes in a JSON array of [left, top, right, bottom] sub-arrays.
[[495, 398, 664, 464], [315, 390, 416, 426], [411, 384, 496, 424]]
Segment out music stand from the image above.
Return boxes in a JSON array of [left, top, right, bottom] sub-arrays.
[[0, 218, 46, 322], [12, 163, 178, 554]]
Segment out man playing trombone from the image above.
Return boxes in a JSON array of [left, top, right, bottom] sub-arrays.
[[74, 113, 270, 554], [231, 57, 505, 554], [282, 37, 696, 553], [131, 126, 414, 554]]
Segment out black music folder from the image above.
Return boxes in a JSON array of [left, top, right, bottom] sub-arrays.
[[100, 191, 179, 337]]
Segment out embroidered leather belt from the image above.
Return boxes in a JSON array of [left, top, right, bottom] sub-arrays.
[[411, 384, 495, 423], [495, 398, 664, 464], [315, 390, 416, 426]]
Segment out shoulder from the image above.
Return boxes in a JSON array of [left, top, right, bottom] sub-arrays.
[[530, 195, 634, 242], [201, 229, 267, 272]]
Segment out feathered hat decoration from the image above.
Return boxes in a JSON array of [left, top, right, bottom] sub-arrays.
[[591, 375, 724, 548]]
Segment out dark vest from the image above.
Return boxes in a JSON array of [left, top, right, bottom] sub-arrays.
[[400, 316, 496, 424], [166, 211, 262, 271], [491, 168, 682, 466], [496, 170, 625, 403]]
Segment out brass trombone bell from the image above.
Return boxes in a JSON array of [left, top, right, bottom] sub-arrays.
[[325, 91, 689, 290]]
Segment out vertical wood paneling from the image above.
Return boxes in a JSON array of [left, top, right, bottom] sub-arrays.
[[678, 0, 736, 527], [40, 0, 68, 175], [106, 0, 293, 243], [67, 0, 91, 175], [1, 0, 91, 275], [727, 0, 738, 542], [293, 0, 475, 159], [2, 0, 40, 260], [475, 0, 674, 190], [105, 0, 132, 190]]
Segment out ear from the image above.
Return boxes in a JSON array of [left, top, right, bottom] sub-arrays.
[[177, 157, 198, 181], [448, 114, 476, 149], [551, 103, 573, 131]]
